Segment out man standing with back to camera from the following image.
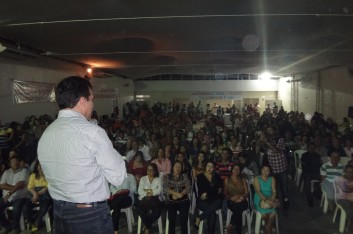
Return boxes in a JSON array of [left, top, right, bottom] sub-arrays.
[[38, 76, 126, 234]]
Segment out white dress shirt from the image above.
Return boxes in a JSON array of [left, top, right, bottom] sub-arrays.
[[38, 109, 126, 203], [138, 176, 161, 200], [139, 144, 151, 161], [0, 168, 30, 202]]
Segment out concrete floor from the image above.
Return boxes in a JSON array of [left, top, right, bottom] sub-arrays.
[[15, 179, 344, 234]]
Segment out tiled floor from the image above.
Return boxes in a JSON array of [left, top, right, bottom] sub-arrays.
[[17, 179, 344, 234]]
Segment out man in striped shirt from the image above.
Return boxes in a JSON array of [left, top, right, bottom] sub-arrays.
[[320, 151, 344, 206]]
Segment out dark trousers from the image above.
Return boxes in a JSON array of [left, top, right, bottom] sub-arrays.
[[197, 198, 223, 234], [166, 200, 190, 234], [302, 173, 320, 203], [0, 197, 29, 231], [227, 200, 248, 234], [108, 194, 132, 231], [137, 197, 162, 229], [274, 170, 289, 210], [23, 198, 52, 227], [53, 200, 113, 234]]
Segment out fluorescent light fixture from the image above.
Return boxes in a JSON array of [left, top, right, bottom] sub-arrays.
[[259, 72, 272, 80], [136, 95, 150, 98], [0, 43, 7, 53]]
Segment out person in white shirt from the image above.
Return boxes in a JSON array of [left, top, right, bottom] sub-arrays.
[[137, 163, 162, 234], [137, 137, 152, 161], [38, 76, 126, 234], [0, 156, 30, 234], [126, 139, 139, 162]]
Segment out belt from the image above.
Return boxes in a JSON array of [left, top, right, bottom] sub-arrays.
[[56, 200, 107, 208], [75, 201, 106, 208]]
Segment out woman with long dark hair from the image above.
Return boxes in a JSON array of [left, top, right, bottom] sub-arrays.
[[195, 161, 223, 234], [23, 161, 52, 233]]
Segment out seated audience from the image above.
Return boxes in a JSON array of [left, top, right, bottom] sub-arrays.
[[128, 151, 147, 186], [195, 161, 223, 234], [137, 163, 162, 234], [327, 138, 346, 157], [215, 147, 234, 180], [334, 165, 353, 233], [151, 147, 171, 177], [109, 161, 136, 234], [254, 164, 279, 234], [0, 157, 30, 234], [238, 152, 259, 181], [224, 164, 249, 234], [175, 152, 191, 179], [344, 139, 353, 158], [138, 138, 152, 161], [321, 151, 344, 207], [163, 160, 191, 234], [126, 139, 139, 162], [23, 161, 52, 233], [191, 151, 206, 181]]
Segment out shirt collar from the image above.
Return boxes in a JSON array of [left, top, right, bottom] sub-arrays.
[[58, 109, 87, 121]]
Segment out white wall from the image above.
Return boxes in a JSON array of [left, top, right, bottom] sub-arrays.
[[91, 78, 134, 118], [320, 66, 353, 121], [0, 57, 134, 124], [135, 80, 278, 111], [135, 80, 278, 92], [277, 66, 353, 122], [278, 78, 291, 111], [0, 57, 85, 124]]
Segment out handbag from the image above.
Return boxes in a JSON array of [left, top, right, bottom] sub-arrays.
[[260, 199, 279, 209], [108, 189, 130, 201]]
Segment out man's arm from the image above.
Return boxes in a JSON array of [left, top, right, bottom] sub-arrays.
[[94, 128, 127, 187], [0, 181, 26, 195]]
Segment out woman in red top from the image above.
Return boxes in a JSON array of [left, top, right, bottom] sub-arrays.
[[128, 151, 147, 186]]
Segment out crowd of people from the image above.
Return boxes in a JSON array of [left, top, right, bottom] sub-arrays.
[[0, 98, 353, 234]]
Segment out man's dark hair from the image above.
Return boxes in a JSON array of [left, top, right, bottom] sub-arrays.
[[55, 76, 92, 109]]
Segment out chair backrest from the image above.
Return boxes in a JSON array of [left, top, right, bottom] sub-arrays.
[[340, 157, 350, 166], [247, 178, 255, 209], [332, 178, 339, 204], [294, 150, 306, 169], [322, 157, 330, 164]]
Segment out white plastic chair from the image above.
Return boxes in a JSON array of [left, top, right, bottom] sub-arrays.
[[293, 150, 306, 187], [137, 215, 163, 234], [165, 210, 190, 234], [115, 206, 134, 233], [332, 181, 347, 233], [5, 206, 51, 232], [226, 208, 251, 234], [198, 209, 223, 234], [321, 188, 329, 214], [254, 209, 279, 234], [340, 157, 350, 166]]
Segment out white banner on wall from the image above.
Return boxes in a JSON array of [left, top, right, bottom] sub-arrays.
[[190, 91, 242, 100]]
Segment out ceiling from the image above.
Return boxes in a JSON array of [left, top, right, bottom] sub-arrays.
[[1, 1, 353, 80]]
